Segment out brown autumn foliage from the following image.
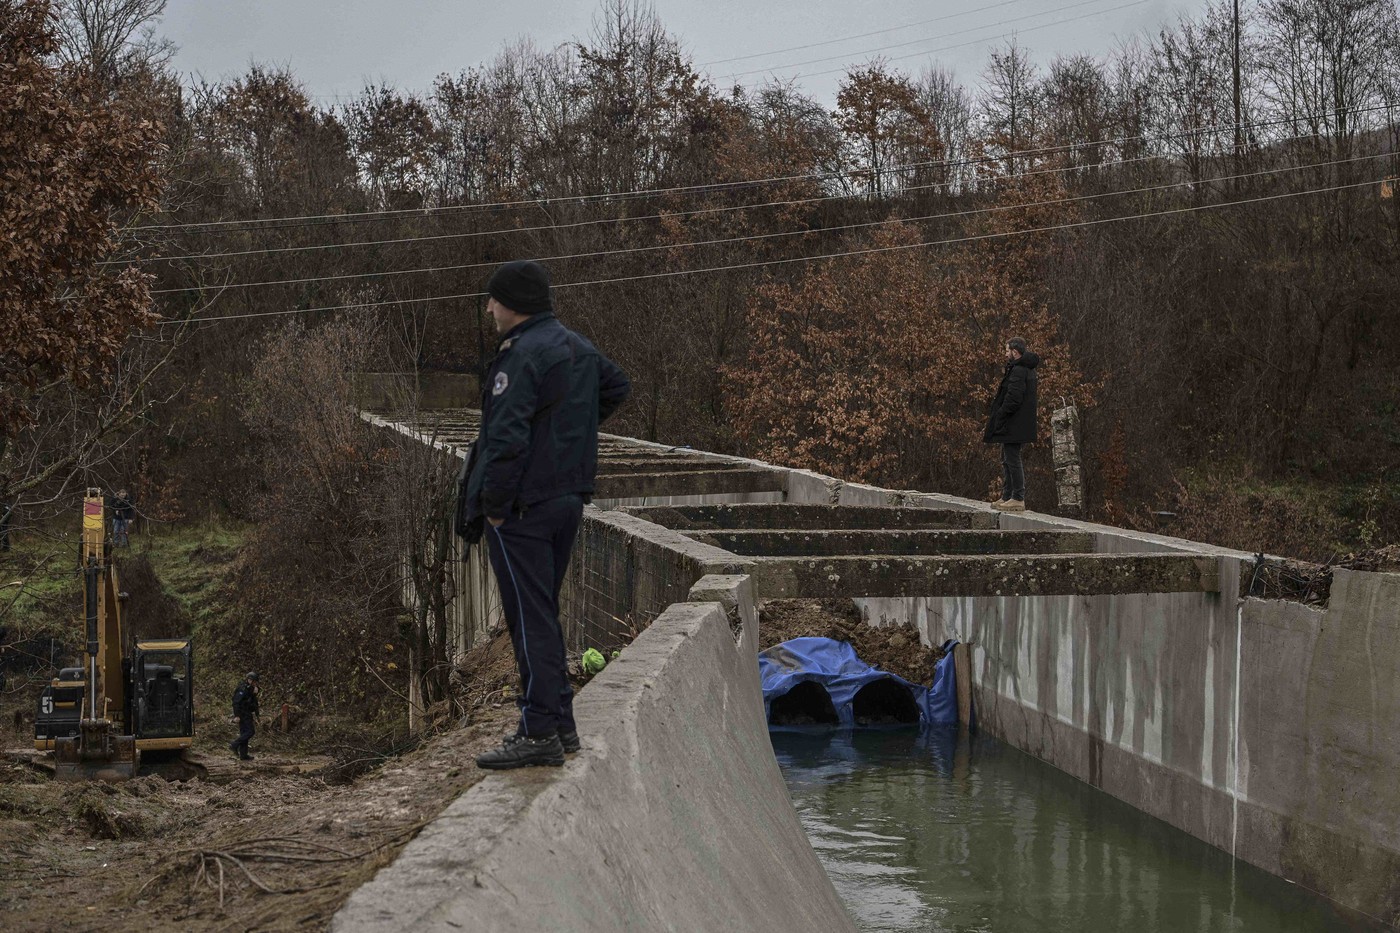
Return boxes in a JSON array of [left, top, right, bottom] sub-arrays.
[[68, 0, 1391, 558], [0, 0, 164, 436], [725, 168, 1093, 497]]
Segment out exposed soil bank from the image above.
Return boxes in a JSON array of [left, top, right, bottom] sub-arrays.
[[759, 598, 944, 686], [0, 627, 531, 932]]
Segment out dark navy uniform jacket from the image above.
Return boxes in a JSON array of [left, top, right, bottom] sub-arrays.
[[231, 681, 259, 717], [457, 313, 630, 540]]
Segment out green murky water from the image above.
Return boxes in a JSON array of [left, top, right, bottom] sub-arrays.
[[771, 728, 1380, 933]]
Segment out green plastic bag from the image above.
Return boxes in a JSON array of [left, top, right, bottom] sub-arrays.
[[581, 648, 607, 676]]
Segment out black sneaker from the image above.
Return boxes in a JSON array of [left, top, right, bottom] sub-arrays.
[[239, 753, 255, 761], [476, 733, 565, 770], [559, 728, 581, 754]]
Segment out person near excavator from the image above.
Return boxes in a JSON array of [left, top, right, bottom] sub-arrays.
[[229, 671, 260, 761], [110, 489, 133, 547], [457, 260, 630, 770], [984, 337, 1040, 512]]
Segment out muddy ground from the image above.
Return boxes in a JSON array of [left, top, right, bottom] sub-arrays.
[[759, 598, 944, 685], [0, 628, 534, 932]]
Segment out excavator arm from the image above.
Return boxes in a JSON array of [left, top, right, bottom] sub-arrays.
[[51, 490, 138, 781]]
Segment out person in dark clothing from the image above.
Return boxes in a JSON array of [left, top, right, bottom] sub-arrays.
[[457, 260, 630, 770], [111, 489, 133, 547], [983, 337, 1040, 512], [229, 671, 260, 761]]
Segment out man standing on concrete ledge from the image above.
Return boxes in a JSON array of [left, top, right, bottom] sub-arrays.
[[984, 336, 1039, 512], [458, 260, 631, 770]]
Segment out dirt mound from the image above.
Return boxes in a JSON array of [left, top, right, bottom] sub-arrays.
[[1, 705, 519, 932], [451, 626, 519, 711], [116, 551, 190, 640], [759, 599, 945, 686], [1337, 545, 1400, 574]]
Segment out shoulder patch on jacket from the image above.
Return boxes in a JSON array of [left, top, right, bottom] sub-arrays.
[[492, 372, 510, 396]]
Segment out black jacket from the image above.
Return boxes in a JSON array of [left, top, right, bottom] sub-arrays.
[[457, 314, 630, 540], [232, 681, 259, 717], [984, 352, 1040, 445]]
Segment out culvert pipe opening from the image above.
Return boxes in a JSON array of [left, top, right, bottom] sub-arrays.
[[852, 677, 921, 725], [769, 681, 839, 726]]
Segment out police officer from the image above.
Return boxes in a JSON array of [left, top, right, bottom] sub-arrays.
[[229, 671, 260, 761], [458, 260, 630, 770]]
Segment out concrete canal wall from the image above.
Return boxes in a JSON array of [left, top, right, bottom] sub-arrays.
[[361, 409, 1400, 927], [336, 591, 854, 933]]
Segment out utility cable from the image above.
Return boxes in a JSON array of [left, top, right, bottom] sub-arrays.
[[701, 0, 1032, 66], [146, 150, 1391, 297], [115, 103, 1396, 257], [157, 176, 1384, 326], [719, 0, 1134, 80], [126, 45, 1387, 239]]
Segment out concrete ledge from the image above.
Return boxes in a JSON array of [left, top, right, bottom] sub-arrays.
[[333, 602, 853, 933], [747, 554, 1221, 599], [594, 468, 786, 501], [688, 573, 760, 658], [626, 503, 1000, 531], [562, 509, 752, 649], [680, 529, 1098, 556], [597, 458, 753, 474]]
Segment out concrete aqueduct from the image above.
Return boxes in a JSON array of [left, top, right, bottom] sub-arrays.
[[334, 405, 1400, 932]]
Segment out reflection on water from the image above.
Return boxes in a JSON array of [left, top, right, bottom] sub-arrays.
[[771, 727, 1379, 933]]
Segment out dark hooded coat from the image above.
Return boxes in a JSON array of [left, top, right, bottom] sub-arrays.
[[984, 351, 1040, 445]]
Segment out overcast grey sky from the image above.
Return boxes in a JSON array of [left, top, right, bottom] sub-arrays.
[[160, 0, 1202, 106]]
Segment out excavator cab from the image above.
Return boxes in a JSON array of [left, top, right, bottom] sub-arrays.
[[129, 640, 194, 749]]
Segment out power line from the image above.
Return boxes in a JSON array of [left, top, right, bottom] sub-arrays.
[[781, 0, 1155, 82], [701, 0, 1033, 66], [148, 151, 1389, 297], [117, 103, 1396, 260], [720, 0, 1131, 80], [158, 176, 1383, 326]]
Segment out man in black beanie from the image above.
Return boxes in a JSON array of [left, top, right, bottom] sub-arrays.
[[458, 260, 631, 769]]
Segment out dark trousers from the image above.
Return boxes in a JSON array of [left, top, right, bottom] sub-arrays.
[[1001, 443, 1025, 501], [230, 713, 255, 756], [485, 494, 583, 737]]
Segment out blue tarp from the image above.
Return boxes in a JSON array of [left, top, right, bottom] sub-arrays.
[[758, 636, 961, 727]]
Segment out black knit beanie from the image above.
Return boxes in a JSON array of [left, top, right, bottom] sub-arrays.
[[486, 260, 553, 315]]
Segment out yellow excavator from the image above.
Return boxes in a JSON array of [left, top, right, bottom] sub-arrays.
[[33, 490, 194, 781]]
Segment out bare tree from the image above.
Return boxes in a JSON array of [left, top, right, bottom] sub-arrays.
[[980, 39, 1043, 172], [53, 0, 174, 84], [916, 66, 974, 191]]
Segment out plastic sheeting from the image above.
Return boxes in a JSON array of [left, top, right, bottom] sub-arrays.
[[759, 636, 961, 727]]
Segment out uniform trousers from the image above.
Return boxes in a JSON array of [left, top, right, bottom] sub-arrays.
[[485, 493, 583, 737]]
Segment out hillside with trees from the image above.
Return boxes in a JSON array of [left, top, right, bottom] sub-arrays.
[[2, 0, 1398, 711]]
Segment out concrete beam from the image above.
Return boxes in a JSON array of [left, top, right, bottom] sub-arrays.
[[680, 528, 1097, 556], [596, 458, 753, 475], [626, 503, 1000, 531], [594, 469, 786, 501], [744, 554, 1221, 598]]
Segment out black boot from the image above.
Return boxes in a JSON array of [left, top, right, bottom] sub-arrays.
[[476, 733, 564, 770], [559, 728, 581, 754]]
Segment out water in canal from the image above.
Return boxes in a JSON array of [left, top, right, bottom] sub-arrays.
[[771, 727, 1380, 932]]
